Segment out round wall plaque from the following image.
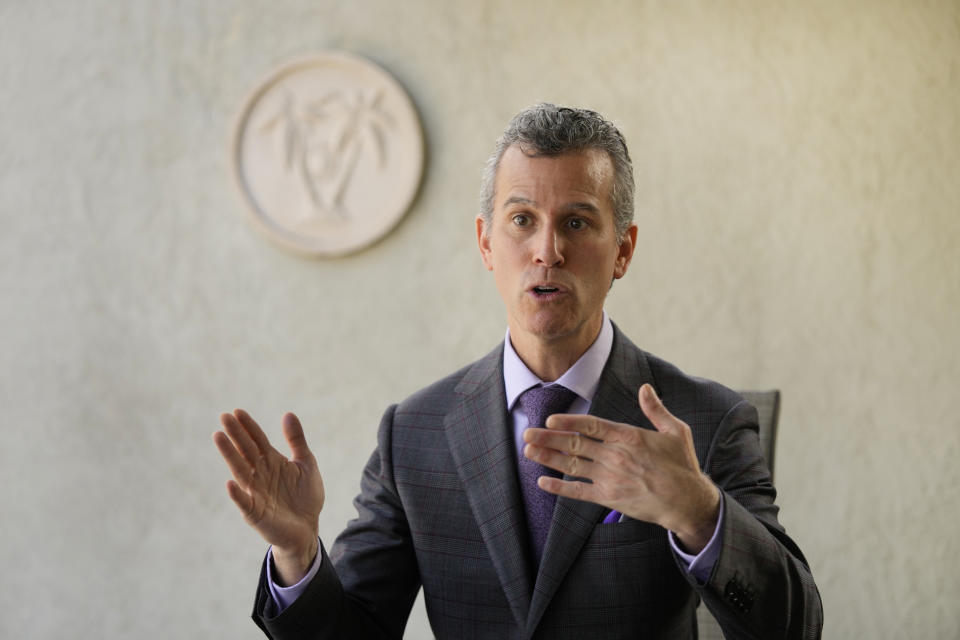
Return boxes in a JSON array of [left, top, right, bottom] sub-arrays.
[[232, 52, 424, 256]]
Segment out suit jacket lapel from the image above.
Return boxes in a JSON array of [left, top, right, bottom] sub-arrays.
[[444, 344, 533, 629], [526, 325, 657, 634]]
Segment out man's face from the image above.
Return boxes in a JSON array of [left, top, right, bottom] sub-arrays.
[[477, 145, 637, 355]]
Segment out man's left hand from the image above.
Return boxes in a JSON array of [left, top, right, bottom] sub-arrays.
[[522, 383, 721, 554]]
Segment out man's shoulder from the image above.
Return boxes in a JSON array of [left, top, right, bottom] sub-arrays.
[[613, 327, 745, 418], [647, 350, 742, 405], [393, 342, 503, 417]]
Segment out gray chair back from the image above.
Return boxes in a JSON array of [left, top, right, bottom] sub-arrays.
[[695, 389, 781, 640]]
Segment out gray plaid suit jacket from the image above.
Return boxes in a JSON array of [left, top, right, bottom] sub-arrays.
[[253, 325, 822, 639]]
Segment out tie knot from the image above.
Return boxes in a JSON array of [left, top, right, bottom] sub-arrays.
[[517, 385, 578, 429]]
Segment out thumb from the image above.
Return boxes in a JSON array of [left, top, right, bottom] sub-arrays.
[[638, 384, 679, 434], [282, 412, 314, 463]]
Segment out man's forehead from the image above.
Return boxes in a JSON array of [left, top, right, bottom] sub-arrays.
[[494, 146, 614, 207], [499, 144, 612, 170]]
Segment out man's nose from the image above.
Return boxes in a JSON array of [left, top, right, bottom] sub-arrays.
[[533, 228, 564, 267]]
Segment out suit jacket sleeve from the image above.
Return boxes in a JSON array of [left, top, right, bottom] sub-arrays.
[[251, 404, 420, 640], [687, 398, 823, 640]]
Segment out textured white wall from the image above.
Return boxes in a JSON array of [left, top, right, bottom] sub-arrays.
[[1, 1, 957, 638]]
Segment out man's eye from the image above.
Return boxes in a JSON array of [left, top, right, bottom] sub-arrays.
[[512, 214, 530, 227], [567, 218, 585, 230]]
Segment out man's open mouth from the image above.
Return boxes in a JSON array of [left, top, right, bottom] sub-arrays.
[[531, 285, 566, 297]]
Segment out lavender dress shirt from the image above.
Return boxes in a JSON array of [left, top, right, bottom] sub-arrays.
[[266, 312, 723, 612]]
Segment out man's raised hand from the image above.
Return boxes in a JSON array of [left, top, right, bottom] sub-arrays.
[[522, 383, 721, 553], [213, 410, 325, 585]]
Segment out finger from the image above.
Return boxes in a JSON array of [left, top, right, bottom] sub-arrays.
[[537, 475, 603, 506], [225, 479, 254, 516], [212, 431, 255, 487], [526, 427, 644, 477], [524, 427, 602, 461], [546, 413, 642, 449], [545, 413, 614, 441], [282, 412, 314, 464], [233, 409, 274, 455], [524, 442, 595, 479], [638, 384, 682, 434], [220, 412, 263, 466]]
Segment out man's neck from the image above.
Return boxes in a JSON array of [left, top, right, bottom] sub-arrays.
[[508, 316, 604, 382]]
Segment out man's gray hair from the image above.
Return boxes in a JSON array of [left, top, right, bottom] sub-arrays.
[[479, 103, 635, 238]]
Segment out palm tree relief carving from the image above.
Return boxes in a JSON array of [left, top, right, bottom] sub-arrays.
[[260, 88, 393, 221]]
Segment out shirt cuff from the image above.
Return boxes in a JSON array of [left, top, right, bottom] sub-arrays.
[[265, 540, 323, 613], [668, 493, 725, 585]]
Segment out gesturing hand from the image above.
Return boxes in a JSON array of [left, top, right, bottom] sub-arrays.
[[213, 410, 325, 584], [522, 383, 721, 553]]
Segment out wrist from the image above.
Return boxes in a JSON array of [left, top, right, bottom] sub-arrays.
[[272, 537, 319, 587], [672, 482, 721, 554]]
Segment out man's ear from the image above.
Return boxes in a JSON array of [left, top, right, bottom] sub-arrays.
[[476, 215, 494, 271], [613, 224, 638, 280]]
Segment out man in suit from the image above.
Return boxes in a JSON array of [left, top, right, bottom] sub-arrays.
[[214, 104, 823, 639]]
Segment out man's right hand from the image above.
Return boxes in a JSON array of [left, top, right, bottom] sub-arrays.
[[213, 410, 325, 586]]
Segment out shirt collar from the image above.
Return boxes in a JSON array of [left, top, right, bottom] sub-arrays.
[[503, 312, 614, 411]]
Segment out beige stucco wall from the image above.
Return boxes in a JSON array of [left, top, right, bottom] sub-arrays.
[[2, 1, 957, 638]]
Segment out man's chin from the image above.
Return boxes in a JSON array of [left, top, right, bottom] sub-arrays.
[[519, 314, 582, 343]]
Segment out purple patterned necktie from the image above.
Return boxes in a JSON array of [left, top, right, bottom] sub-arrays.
[[517, 385, 578, 566]]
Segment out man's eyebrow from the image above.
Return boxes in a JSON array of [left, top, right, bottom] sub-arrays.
[[501, 197, 600, 214], [561, 201, 601, 214], [503, 196, 536, 207]]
